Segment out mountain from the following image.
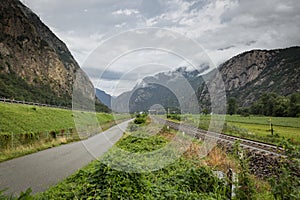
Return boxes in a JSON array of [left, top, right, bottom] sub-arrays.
[[217, 46, 300, 106], [95, 88, 112, 108], [113, 67, 207, 113], [0, 0, 109, 112], [113, 47, 300, 113]]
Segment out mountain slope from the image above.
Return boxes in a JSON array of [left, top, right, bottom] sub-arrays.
[[0, 0, 76, 104], [95, 89, 112, 108], [114, 47, 300, 112], [113, 67, 205, 113], [0, 0, 110, 112], [217, 46, 300, 106]]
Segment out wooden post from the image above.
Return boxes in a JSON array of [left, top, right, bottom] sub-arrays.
[[271, 123, 274, 136], [269, 118, 274, 135], [226, 168, 233, 199]]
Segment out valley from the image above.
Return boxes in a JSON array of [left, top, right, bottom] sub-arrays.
[[0, 0, 300, 199]]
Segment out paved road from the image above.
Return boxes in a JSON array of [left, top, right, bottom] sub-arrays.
[[0, 120, 131, 196]]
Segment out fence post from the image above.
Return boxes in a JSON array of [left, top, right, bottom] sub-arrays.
[[226, 168, 233, 199]]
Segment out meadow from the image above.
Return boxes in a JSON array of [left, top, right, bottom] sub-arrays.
[[0, 102, 129, 161], [175, 114, 300, 145]]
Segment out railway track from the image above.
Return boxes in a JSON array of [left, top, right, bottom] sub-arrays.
[[152, 117, 285, 157]]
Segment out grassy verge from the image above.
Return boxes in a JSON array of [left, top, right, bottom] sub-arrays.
[[2, 115, 297, 199], [31, 118, 276, 199], [35, 120, 228, 199], [0, 102, 130, 162]]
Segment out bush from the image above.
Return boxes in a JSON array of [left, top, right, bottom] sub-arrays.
[[134, 117, 146, 124], [237, 107, 250, 117], [134, 113, 147, 124], [269, 140, 300, 199], [0, 188, 33, 199], [233, 142, 256, 200], [166, 114, 181, 121], [128, 123, 138, 132]]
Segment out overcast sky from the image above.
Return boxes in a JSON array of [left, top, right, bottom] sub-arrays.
[[24, 0, 300, 96]]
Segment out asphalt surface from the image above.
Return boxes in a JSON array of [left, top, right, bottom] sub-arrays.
[[0, 120, 131, 196]]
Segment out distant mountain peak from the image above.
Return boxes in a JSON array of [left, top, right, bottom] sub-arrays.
[[113, 46, 300, 112], [95, 88, 112, 108]]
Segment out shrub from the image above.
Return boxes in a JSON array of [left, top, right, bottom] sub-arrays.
[[128, 123, 138, 132], [134, 117, 146, 124], [166, 114, 181, 121], [233, 142, 256, 200], [134, 113, 147, 124], [269, 140, 300, 199]]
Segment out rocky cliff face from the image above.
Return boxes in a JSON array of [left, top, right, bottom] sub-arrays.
[[0, 0, 82, 105], [218, 47, 300, 106], [220, 50, 272, 91]]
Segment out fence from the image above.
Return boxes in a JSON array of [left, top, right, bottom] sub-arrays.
[[0, 98, 100, 112], [0, 98, 70, 110]]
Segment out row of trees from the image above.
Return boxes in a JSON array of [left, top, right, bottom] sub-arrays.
[[227, 92, 300, 117]]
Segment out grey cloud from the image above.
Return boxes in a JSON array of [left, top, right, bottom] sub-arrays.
[[138, 0, 165, 18], [25, 0, 143, 35], [217, 45, 235, 51], [83, 67, 141, 81]]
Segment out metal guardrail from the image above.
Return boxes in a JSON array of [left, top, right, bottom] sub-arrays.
[[0, 98, 70, 110]]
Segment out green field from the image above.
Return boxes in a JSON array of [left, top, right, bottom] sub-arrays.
[[179, 114, 300, 145], [0, 103, 122, 134], [0, 102, 129, 161]]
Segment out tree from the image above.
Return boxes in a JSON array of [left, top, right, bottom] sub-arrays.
[[289, 93, 300, 117], [250, 93, 290, 117], [260, 93, 278, 116], [237, 107, 250, 117], [250, 102, 264, 115], [227, 97, 237, 115], [273, 96, 289, 117], [202, 107, 209, 115]]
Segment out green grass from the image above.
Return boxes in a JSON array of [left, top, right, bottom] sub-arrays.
[[176, 114, 300, 145], [0, 102, 130, 161], [0, 102, 130, 134], [0, 103, 75, 134], [225, 115, 300, 145], [226, 122, 300, 143], [225, 115, 300, 128], [1, 119, 284, 199], [35, 122, 228, 200], [0, 103, 120, 134], [33, 120, 277, 199]]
